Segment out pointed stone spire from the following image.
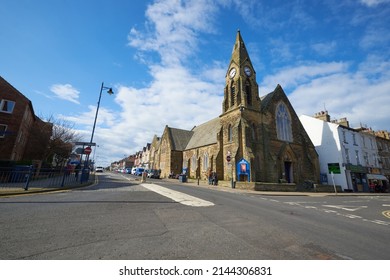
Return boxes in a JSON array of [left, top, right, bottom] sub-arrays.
[[223, 30, 260, 114], [231, 29, 253, 68]]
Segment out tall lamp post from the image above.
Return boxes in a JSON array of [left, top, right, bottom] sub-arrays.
[[90, 82, 114, 144], [82, 82, 113, 182]]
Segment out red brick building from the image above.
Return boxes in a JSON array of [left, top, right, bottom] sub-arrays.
[[0, 76, 52, 163]]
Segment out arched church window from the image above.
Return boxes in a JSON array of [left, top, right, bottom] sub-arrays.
[[203, 153, 209, 171], [230, 82, 235, 107], [251, 123, 256, 140], [276, 102, 293, 142], [191, 154, 197, 171], [245, 80, 252, 106], [228, 125, 232, 142]]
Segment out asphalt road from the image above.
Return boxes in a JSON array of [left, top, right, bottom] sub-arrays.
[[0, 172, 389, 260]]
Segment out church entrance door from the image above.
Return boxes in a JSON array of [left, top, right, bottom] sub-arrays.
[[284, 161, 293, 183]]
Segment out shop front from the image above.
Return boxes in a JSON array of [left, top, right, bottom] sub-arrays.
[[345, 164, 369, 192]]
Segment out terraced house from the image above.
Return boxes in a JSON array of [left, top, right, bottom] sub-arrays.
[[152, 31, 320, 187]]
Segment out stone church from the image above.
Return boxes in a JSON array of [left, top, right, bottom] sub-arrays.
[[153, 31, 319, 186]]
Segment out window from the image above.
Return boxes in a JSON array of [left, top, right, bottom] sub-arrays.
[[276, 102, 292, 142], [228, 125, 232, 142], [245, 80, 252, 105], [0, 124, 7, 137], [230, 82, 235, 107], [355, 150, 360, 165], [345, 148, 350, 164], [0, 99, 15, 113], [191, 154, 197, 171], [352, 133, 357, 145], [203, 153, 209, 171], [364, 152, 369, 166], [342, 131, 347, 143]]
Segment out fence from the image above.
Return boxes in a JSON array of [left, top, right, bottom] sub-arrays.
[[0, 165, 95, 190]]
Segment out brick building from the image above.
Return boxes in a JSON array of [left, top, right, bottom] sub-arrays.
[[154, 31, 319, 186], [0, 76, 52, 164]]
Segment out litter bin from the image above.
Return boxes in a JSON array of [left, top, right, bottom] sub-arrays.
[[179, 174, 187, 183]]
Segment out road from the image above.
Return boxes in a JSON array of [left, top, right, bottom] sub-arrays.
[[0, 172, 389, 260]]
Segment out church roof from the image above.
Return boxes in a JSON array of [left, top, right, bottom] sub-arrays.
[[167, 127, 193, 151], [260, 84, 284, 111], [185, 117, 221, 150]]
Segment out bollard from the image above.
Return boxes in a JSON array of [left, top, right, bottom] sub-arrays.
[[141, 171, 146, 183]]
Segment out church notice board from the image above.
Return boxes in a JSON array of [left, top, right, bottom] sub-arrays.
[[237, 158, 250, 182]]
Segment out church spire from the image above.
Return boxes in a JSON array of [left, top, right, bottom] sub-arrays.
[[231, 30, 253, 68], [222, 30, 260, 114]]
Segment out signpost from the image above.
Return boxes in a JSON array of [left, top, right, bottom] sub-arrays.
[[227, 151, 234, 188], [84, 146, 92, 155]]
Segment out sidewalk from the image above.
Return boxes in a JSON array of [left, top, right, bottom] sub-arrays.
[[1, 174, 388, 197], [0, 178, 96, 197], [163, 177, 390, 197]]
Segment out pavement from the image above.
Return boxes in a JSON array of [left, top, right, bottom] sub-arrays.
[[1, 173, 389, 197]]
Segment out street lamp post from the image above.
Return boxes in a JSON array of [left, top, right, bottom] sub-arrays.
[[90, 82, 114, 144], [81, 82, 113, 182]]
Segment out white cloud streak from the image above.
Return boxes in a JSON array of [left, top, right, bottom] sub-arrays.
[[50, 84, 80, 104]]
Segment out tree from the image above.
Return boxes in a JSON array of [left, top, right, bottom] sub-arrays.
[[48, 117, 82, 167]]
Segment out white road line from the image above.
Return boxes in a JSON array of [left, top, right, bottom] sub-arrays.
[[141, 183, 215, 207], [323, 205, 368, 211]]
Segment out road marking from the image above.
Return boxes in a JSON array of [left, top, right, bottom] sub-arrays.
[[382, 210, 390, 219], [371, 220, 390, 226], [343, 214, 362, 219], [141, 183, 214, 207], [323, 205, 367, 211]]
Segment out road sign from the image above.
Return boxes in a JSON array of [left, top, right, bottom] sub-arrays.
[[328, 163, 341, 174], [74, 142, 96, 146], [226, 151, 231, 162], [84, 146, 92, 155]]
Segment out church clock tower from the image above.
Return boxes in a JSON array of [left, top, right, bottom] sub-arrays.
[[220, 30, 263, 183], [222, 30, 261, 114]]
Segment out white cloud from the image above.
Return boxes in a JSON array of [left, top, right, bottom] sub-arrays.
[[128, 0, 218, 67], [270, 56, 390, 131], [50, 84, 80, 104], [311, 41, 337, 56], [79, 0, 224, 166], [359, 0, 390, 7]]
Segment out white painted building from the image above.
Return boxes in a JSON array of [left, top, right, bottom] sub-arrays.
[[300, 112, 383, 192]]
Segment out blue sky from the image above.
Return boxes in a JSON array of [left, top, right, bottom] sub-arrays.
[[1, 0, 390, 167]]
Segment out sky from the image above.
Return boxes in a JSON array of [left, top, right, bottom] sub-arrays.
[[1, 0, 390, 167]]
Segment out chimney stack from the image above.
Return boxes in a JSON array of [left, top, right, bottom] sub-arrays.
[[314, 111, 330, 122]]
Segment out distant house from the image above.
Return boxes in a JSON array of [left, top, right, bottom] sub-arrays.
[[0, 76, 52, 164]]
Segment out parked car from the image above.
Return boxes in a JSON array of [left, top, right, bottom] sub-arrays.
[[95, 166, 104, 173], [134, 168, 145, 176], [147, 169, 160, 179], [125, 167, 132, 174], [131, 167, 137, 175]]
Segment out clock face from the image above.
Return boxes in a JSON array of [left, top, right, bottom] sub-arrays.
[[244, 66, 251, 76], [229, 68, 236, 78]]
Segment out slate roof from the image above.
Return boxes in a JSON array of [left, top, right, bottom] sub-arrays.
[[185, 117, 221, 150], [168, 127, 193, 151]]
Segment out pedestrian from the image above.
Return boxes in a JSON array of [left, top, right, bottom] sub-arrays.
[[212, 171, 218, 186], [75, 163, 81, 179], [207, 168, 212, 185]]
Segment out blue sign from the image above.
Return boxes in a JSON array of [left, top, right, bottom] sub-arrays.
[[236, 158, 250, 182]]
